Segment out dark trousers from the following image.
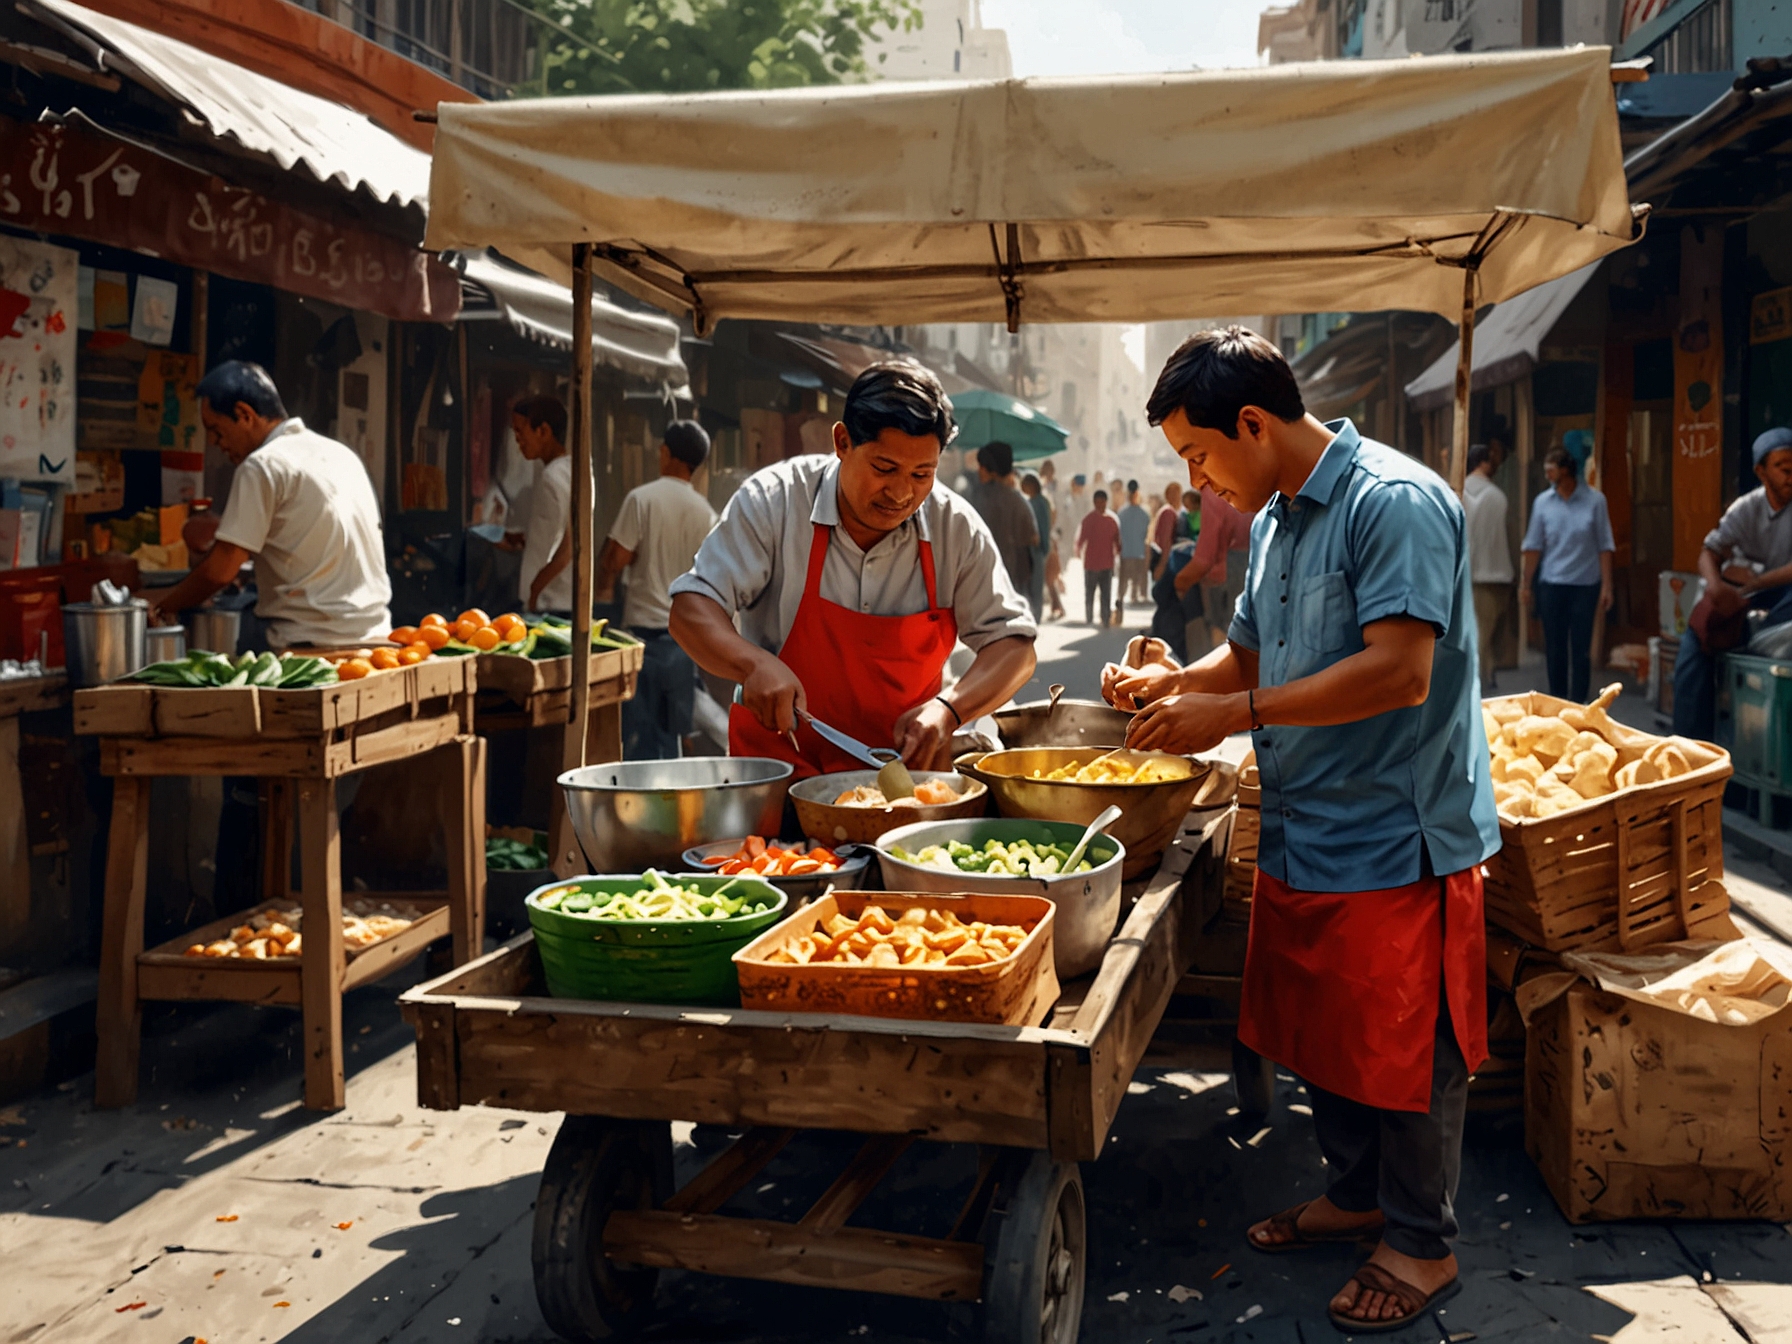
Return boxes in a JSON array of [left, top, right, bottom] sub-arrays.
[[1150, 542, 1201, 662], [1084, 567, 1113, 625], [1534, 580, 1601, 702], [1673, 583, 1792, 739], [622, 630, 697, 760], [1307, 998, 1469, 1261]]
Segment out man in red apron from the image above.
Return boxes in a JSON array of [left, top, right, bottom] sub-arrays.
[[669, 360, 1037, 777], [1104, 328, 1499, 1335]]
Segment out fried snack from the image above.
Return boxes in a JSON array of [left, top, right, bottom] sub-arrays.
[[1493, 780, 1536, 817], [1614, 758, 1661, 791], [1533, 772, 1584, 817], [1644, 739, 1692, 780], [1481, 707, 1502, 745], [911, 778, 962, 805], [762, 903, 1033, 970], [182, 904, 410, 958], [1564, 741, 1618, 799], [1488, 700, 1526, 727], [1033, 754, 1183, 784], [1514, 715, 1576, 764], [1505, 754, 1545, 785]]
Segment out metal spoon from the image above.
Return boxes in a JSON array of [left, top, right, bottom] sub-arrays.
[[1062, 804, 1123, 873], [1048, 683, 1065, 714]]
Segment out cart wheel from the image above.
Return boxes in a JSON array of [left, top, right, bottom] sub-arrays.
[[982, 1151, 1087, 1344], [1232, 1036, 1277, 1122], [532, 1116, 672, 1343]]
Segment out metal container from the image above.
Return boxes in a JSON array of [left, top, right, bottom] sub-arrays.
[[61, 599, 148, 687], [146, 624, 187, 664], [994, 697, 1133, 749], [959, 748, 1235, 879], [558, 757, 794, 873], [187, 605, 241, 656], [874, 817, 1126, 979], [789, 769, 987, 847], [681, 838, 872, 904]]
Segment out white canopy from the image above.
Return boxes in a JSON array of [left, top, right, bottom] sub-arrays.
[[425, 47, 1639, 332]]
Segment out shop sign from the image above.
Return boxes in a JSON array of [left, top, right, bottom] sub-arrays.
[[1751, 286, 1792, 346], [0, 118, 458, 324], [1673, 225, 1725, 572]]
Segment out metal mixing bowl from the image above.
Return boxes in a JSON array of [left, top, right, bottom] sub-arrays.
[[875, 818, 1126, 979], [789, 769, 988, 846], [558, 757, 794, 872], [994, 697, 1133, 749], [681, 838, 872, 903], [959, 748, 1233, 879]]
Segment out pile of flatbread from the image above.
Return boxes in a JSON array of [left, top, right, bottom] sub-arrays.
[[1484, 683, 1695, 820]]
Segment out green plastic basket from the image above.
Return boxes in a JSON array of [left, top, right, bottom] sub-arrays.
[[524, 874, 788, 1005]]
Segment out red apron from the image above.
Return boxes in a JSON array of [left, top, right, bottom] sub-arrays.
[[729, 522, 958, 780], [1239, 866, 1488, 1113]]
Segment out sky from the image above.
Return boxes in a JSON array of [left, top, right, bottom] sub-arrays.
[[979, 0, 1269, 77]]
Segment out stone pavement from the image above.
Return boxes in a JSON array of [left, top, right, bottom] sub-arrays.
[[4, 601, 1791, 1344]]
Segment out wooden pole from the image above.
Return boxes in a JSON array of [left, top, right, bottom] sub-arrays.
[[1449, 266, 1477, 495], [561, 244, 596, 857]]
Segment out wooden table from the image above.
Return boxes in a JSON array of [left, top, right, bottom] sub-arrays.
[[471, 643, 644, 875], [400, 806, 1230, 1344], [76, 659, 487, 1111], [0, 674, 69, 953]]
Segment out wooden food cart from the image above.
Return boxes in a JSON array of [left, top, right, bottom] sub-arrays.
[[78, 658, 487, 1111], [0, 673, 69, 949], [403, 807, 1229, 1344]]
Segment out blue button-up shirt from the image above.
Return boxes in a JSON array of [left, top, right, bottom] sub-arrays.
[[1230, 421, 1500, 893], [1520, 481, 1614, 587]]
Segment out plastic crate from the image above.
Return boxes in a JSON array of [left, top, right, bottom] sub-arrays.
[[1721, 653, 1792, 788]]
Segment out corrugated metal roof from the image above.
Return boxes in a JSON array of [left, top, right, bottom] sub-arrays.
[[1404, 263, 1602, 411], [24, 0, 429, 213]]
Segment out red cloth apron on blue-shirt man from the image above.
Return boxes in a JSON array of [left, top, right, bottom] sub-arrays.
[[1239, 865, 1489, 1113], [728, 522, 958, 780]]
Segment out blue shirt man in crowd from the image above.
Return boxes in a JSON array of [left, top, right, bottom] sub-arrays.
[[1100, 326, 1498, 1335]]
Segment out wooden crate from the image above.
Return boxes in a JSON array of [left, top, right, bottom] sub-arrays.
[[73, 658, 475, 778], [135, 896, 451, 1006], [1483, 693, 1732, 953], [473, 644, 643, 726], [1223, 755, 1259, 912]]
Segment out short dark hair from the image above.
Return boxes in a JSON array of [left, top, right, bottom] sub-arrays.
[[1020, 471, 1042, 493], [1545, 445, 1579, 480], [842, 360, 955, 449], [196, 360, 286, 421], [1126, 478, 1139, 495], [513, 394, 568, 445], [1145, 326, 1304, 436], [977, 440, 1014, 478], [1093, 489, 1108, 504], [1466, 443, 1493, 474], [663, 419, 711, 468]]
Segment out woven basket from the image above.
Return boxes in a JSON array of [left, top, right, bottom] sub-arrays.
[[1483, 692, 1732, 953]]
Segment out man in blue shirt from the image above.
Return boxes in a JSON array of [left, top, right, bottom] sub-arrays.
[[1103, 327, 1499, 1334], [1117, 480, 1152, 620]]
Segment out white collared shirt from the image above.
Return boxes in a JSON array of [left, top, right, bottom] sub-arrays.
[[669, 454, 1036, 654], [215, 417, 392, 647]]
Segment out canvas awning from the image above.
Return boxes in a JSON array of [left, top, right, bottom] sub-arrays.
[[456, 252, 688, 386], [425, 47, 1640, 332], [1403, 262, 1603, 411]]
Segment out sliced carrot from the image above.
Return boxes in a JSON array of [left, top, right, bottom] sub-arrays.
[[719, 859, 748, 875], [787, 858, 822, 875], [744, 836, 767, 858]]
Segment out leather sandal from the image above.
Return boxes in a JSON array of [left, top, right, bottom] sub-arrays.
[[1245, 1200, 1385, 1255], [1326, 1262, 1461, 1334]]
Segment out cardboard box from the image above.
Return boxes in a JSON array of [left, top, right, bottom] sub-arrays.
[[1525, 964, 1792, 1222]]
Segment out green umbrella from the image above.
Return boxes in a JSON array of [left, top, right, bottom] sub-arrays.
[[950, 389, 1068, 462]]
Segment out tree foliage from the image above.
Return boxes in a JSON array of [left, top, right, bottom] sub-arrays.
[[524, 1, 923, 97]]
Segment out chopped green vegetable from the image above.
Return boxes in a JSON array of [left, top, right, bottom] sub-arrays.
[[533, 873, 776, 922], [486, 836, 550, 870], [128, 652, 339, 689], [889, 837, 1095, 877]]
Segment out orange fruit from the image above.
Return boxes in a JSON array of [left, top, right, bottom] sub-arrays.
[[451, 618, 479, 642], [494, 612, 525, 636], [503, 623, 528, 644], [469, 625, 502, 651], [420, 613, 448, 629], [404, 640, 433, 662], [458, 608, 491, 629], [368, 648, 400, 670], [338, 658, 373, 681], [417, 624, 450, 650], [388, 625, 418, 645], [397, 647, 425, 666]]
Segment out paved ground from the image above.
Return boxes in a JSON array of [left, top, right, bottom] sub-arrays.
[[5, 591, 1792, 1344]]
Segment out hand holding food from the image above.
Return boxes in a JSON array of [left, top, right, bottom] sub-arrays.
[[892, 697, 957, 771], [1126, 692, 1246, 755], [761, 903, 1033, 968], [1485, 683, 1696, 820]]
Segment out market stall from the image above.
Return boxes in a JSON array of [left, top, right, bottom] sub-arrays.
[[416, 45, 1642, 1343]]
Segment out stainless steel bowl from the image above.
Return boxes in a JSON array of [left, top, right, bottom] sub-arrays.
[[789, 769, 988, 846], [994, 698, 1133, 749], [558, 757, 794, 873], [875, 818, 1125, 979], [146, 624, 187, 663]]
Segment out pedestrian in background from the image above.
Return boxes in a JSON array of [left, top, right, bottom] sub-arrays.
[[1521, 445, 1614, 702], [1151, 481, 1184, 582], [511, 394, 575, 615], [1021, 471, 1053, 622], [595, 420, 718, 758], [1462, 442, 1514, 692], [967, 440, 1038, 608], [1118, 479, 1151, 616], [1077, 488, 1121, 626]]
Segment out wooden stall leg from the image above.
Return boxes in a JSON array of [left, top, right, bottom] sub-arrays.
[[298, 776, 345, 1111], [442, 737, 487, 965], [94, 776, 151, 1108], [0, 716, 28, 950], [587, 701, 623, 767], [259, 779, 292, 902]]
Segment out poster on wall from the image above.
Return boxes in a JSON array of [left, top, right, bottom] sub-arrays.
[[0, 236, 77, 482], [1673, 225, 1725, 572], [136, 351, 201, 452]]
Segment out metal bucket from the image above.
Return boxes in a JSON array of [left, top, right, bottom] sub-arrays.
[[61, 600, 149, 687], [187, 606, 241, 656], [146, 624, 187, 664]]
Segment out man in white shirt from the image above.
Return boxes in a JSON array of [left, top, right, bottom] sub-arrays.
[[512, 395, 575, 614], [595, 420, 718, 758], [149, 361, 390, 647], [1462, 441, 1515, 690]]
